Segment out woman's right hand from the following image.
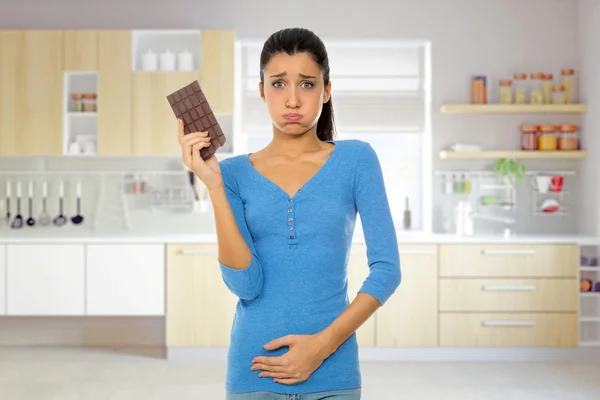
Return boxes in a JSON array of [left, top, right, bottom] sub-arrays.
[[177, 119, 223, 190]]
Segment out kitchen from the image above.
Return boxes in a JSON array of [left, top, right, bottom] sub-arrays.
[[1, 0, 600, 399]]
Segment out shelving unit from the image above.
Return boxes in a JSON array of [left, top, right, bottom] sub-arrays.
[[440, 104, 588, 114], [439, 150, 587, 160], [62, 71, 98, 156], [132, 30, 201, 72], [578, 244, 600, 347]]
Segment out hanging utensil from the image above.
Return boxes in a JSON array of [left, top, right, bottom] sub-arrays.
[[10, 181, 23, 229], [71, 181, 84, 225], [38, 181, 51, 226], [26, 181, 35, 227], [4, 180, 10, 226], [53, 181, 67, 227]]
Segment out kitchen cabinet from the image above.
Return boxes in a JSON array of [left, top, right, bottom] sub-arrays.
[[199, 30, 235, 114], [0, 245, 5, 315], [63, 30, 98, 70], [131, 71, 201, 155], [165, 244, 238, 347], [375, 245, 438, 347], [97, 30, 132, 155], [0, 30, 63, 155], [347, 245, 376, 346], [85, 244, 165, 316], [6, 244, 85, 316]]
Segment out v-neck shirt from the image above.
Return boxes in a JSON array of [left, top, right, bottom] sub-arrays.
[[217, 139, 401, 394]]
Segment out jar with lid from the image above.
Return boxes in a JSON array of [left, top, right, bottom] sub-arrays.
[[499, 79, 513, 104], [513, 73, 527, 104], [542, 73, 553, 104], [82, 93, 97, 112], [558, 125, 578, 150], [538, 125, 558, 150], [470, 75, 487, 104], [520, 124, 539, 150], [71, 93, 83, 112], [552, 85, 565, 104], [529, 73, 544, 104], [561, 68, 575, 103]]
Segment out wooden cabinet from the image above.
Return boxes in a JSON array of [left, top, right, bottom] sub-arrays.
[[375, 245, 438, 347], [97, 30, 132, 155], [0, 245, 5, 315], [347, 245, 376, 347], [63, 30, 98, 70], [0, 30, 63, 155], [85, 244, 165, 316], [165, 244, 238, 347], [131, 71, 201, 155], [199, 30, 235, 114], [5, 244, 85, 316]]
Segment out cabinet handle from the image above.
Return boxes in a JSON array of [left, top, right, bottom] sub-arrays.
[[481, 249, 536, 255], [180, 249, 218, 255], [483, 320, 536, 327], [482, 285, 537, 291]]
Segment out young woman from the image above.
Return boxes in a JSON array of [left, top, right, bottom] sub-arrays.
[[178, 27, 401, 400]]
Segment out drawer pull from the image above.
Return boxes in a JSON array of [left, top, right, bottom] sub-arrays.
[[180, 249, 218, 255], [481, 249, 536, 256], [482, 285, 537, 291], [483, 320, 536, 327]]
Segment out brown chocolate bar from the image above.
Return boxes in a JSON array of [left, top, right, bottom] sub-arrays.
[[166, 80, 226, 160]]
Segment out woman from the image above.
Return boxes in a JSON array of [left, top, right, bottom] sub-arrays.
[[178, 27, 401, 400]]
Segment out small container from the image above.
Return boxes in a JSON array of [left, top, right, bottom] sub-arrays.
[[82, 93, 97, 112], [142, 49, 158, 71], [159, 49, 176, 71], [499, 79, 513, 104], [558, 125, 579, 150], [513, 73, 528, 104], [561, 68, 575, 104], [542, 73, 553, 104], [552, 85, 566, 104], [71, 93, 83, 112], [471, 75, 487, 104], [538, 125, 558, 150], [529, 73, 545, 104], [178, 48, 194, 71], [520, 124, 539, 150]]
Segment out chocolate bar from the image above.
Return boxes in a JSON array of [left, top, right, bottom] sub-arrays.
[[166, 80, 226, 160]]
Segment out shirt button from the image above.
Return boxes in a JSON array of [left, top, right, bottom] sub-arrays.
[[288, 217, 293, 222], [288, 209, 292, 213], [289, 226, 293, 230], [288, 198, 292, 203], [290, 235, 295, 239]]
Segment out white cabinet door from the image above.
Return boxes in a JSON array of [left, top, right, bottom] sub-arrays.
[[6, 244, 85, 316], [86, 244, 165, 316], [0, 245, 5, 315]]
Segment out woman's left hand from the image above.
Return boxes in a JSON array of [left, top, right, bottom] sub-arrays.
[[251, 333, 332, 385]]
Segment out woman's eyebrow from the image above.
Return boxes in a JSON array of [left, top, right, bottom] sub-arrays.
[[268, 72, 317, 79]]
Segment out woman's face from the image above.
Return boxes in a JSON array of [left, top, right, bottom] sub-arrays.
[[260, 52, 331, 137]]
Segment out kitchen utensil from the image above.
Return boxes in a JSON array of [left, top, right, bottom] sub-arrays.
[[10, 182, 23, 229], [4, 180, 10, 225], [531, 176, 551, 193], [53, 181, 67, 226], [38, 181, 51, 226], [26, 181, 35, 227], [70, 181, 84, 225]]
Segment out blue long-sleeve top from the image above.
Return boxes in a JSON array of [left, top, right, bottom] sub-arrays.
[[217, 139, 401, 394]]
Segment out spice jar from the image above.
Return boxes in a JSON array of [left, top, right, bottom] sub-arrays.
[[520, 125, 539, 150], [499, 79, 513, 104], [552, 85, 566, 104], [513, 73, 527, 104], [529, 73, 544, 104], [471, 75, 487, 104], [82, 93, 97, 112], [542, 73, 553, 104], [538, 125, 558, 150], [558, 125, 578, 150], [561, 68, 575, 104], [71, 93, 83, 112]]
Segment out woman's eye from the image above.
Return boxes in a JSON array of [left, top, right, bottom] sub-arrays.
[[272, 81, 284, 88], [301, 82, 314, 89]]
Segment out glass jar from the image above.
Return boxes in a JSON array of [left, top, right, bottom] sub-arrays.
[[529, 73, 544, 104], [82, 93, 97, 112], [71, 93, 83, 112], [538, 125, 558, 150], [561, 68, 575, 104], [552, 85, 566, 104], [499, 79, 513, 104], [520, 124, 539, 150], [542, 73, 553, 104], [558, 125, 579, 150], [513, 73, 527, 104], [471, 75, 487, 104]]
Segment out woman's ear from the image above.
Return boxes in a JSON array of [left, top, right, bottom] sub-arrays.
[[323, 81, 332, 103], [259, 81, 265, 102]]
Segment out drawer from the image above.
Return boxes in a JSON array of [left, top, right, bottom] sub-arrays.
[[440, 313, 578, 347], [439, 244, 578, 278], [439, 278, 578, 312]]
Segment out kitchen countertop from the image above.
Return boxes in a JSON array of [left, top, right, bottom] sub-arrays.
[[0, 229, 597, 245]]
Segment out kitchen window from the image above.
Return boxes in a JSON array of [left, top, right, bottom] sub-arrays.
[[234, 39, 432, 231]]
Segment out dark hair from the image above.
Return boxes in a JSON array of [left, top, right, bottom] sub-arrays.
[[259, 27, 336, 142]]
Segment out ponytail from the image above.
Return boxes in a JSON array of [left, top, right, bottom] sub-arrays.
[[317, 96, 335, 142]]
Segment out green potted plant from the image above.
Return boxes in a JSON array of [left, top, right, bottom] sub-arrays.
[[493, 158, 527, 183]]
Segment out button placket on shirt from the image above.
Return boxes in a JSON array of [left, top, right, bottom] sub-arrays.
[[287, 188, 301, 243]]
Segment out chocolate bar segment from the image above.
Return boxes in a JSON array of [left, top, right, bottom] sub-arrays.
[[166, 80, 227, 160]]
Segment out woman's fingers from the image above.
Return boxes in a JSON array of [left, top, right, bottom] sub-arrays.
[[177, 119, 185, 141]]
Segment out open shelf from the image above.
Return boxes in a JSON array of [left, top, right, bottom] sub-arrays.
[[63, 71, 97, 156], [440, 104, 588, 114], [132, 30, 200, 72], [439, 150, 587, 160]]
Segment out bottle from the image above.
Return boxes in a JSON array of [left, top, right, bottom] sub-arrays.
[[403, 197, 411, 230], [453, 174, 463, 193], [462, 174, 471, 194]]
